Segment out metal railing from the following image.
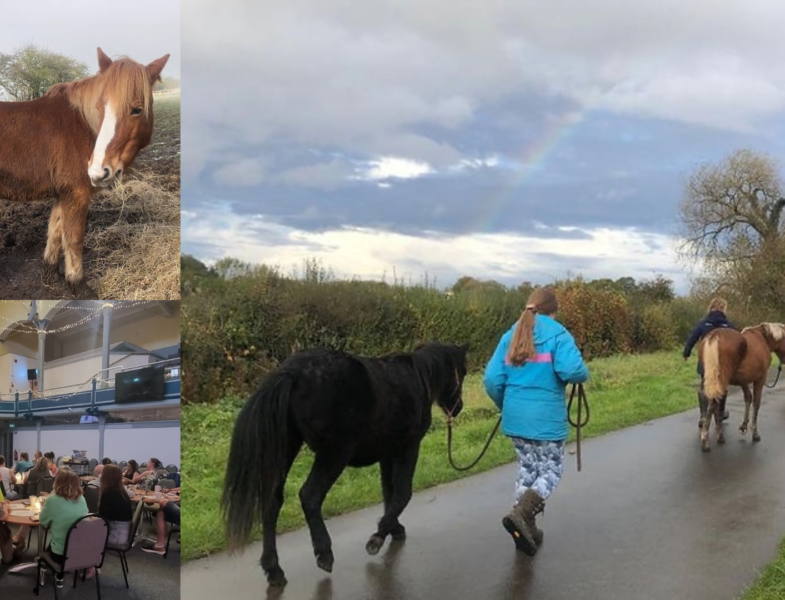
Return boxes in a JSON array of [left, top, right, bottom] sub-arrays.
[[0, 358, 180, 416]]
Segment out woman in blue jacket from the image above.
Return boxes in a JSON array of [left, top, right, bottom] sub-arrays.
[[484, 288, 588, 556]]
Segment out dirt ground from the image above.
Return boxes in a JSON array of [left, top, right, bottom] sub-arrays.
[[0, 94, 181, 300]]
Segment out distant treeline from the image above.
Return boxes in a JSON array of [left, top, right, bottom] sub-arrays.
[[182, 256, 743, 405]]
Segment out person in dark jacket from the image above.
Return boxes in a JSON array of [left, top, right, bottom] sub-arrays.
[[683, 297, 736, 424]]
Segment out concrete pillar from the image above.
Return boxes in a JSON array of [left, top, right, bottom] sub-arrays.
[[98, 414, 106, 461], [101, 304, 113, 386], [38, 330, 46, 392]]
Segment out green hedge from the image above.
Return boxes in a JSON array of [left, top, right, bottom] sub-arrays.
[[182, 268, 709, 405]]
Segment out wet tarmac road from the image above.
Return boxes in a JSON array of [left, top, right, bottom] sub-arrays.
[[183, 381, 785, 600]]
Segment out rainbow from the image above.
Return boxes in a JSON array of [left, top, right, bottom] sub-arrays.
[[474, 109, 587, 232]]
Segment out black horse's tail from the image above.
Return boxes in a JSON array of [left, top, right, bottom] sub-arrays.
[[222, 370, 294, 553]]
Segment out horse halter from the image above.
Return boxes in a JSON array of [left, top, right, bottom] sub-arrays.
[[442, 368, 464, 424]]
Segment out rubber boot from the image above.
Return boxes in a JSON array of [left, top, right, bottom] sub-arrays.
[[502, 488, 545, 556]]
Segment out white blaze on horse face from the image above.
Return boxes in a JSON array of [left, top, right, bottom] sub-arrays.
[[88, 102, 118, 186]]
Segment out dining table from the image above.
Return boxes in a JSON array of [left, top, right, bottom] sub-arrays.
[[3, 497, 45, 574]]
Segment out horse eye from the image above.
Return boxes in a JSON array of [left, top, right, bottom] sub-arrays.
[[131, 107, 143, 116]]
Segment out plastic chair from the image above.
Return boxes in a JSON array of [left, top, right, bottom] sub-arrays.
[[33, 514, 109, 597], [165, 464, 178, 473], [157, 479, 176, 490], [88, 458, 98, 473], [105, 499, 144, 588], [155, 469, 169, 478], [36, 476, 55, 495], [83, 485, 100, 513], [118, 461, 127, 471]]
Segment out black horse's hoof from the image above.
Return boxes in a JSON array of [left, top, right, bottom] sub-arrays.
[[390, 523, 406, 541], [316, 550, 334, 573], [701, 445, 710, 453], [366, 534, 385, 555], [752, 433, 761, 443], [265, 566, 287, 587]]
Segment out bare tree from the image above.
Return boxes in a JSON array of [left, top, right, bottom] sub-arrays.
[[0, 44, 89, 101], [679, 149, 785, 317]]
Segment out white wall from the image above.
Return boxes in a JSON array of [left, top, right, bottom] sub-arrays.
[[104, 424, 180, 468], [39, 428, 100, 461], [0, 353, 38, 395], [11, 424, 180, 468], [11, 429, 38, 460], [45, 356, 102, 391]]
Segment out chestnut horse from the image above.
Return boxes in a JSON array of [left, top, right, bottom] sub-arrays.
[[0, 48, 169, 298], [698, 322, 785, 451]]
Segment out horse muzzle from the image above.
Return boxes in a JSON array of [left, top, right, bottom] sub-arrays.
[[88, 166, 122, 188]]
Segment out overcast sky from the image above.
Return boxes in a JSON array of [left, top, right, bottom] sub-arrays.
[[181, 0, 785, 293], [1, 1, 180, 78]]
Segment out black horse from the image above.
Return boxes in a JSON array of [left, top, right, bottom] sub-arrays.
[[222, 342, 468, 587]]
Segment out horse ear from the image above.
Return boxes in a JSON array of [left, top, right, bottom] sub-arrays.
[[97, 47, 113, 72], [146, 54, 171, 84]]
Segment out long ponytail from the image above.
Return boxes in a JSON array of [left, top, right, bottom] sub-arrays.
[[506, 287, 558, 366]]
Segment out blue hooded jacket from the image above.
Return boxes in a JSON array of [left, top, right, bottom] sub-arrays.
[[484, 315, 589, 441]]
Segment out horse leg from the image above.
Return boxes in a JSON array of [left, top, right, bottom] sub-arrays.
[[700, 398, 713, 452], [42, 200, 64, 284], [366, 445, 419, 555], [260, 434, 302, 587], [299, 452, 350, 573], [371, 458, 406, 548], [751, 381, 764, 442], [715, 395, 725, 444], [739, 385, 752, 435], [60, 190, 96, 299]]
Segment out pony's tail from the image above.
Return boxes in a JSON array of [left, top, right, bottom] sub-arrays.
[[222, 371, 293, 553], [703, 336, 725, 400]]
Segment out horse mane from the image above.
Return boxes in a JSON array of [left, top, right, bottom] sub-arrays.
[[45, 57, 153, 134], [410, 342, 462, 399]]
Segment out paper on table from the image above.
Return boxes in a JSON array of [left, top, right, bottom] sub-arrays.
[[11, 509, 35, 517]]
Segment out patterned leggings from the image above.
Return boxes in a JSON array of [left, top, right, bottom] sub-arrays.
[[512, 437, 564, 501]]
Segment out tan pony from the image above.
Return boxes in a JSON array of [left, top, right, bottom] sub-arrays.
[[698, 322, 785, 451], [0, 48, 169, 298]]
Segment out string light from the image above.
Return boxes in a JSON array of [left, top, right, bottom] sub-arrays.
[[0, 300, 163, 336]]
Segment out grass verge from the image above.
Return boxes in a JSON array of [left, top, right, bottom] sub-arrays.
[[182, 350, 699, 561], [741, 540, 785, 599]]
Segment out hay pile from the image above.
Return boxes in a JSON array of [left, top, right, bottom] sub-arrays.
[[86, 168, 180, 299]]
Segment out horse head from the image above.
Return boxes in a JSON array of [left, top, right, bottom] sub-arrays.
[[762, 323, 785, 362], [86, 48, 170, 188], [414, 342, 469, 419]]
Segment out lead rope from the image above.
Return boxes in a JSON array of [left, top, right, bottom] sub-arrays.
[[764, 364, 782, 389], [446, 413, 502, 471], [446, 383, 589, 472], [567, 383, 590, 472]]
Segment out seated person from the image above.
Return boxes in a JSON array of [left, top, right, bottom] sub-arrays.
[[0, 498, 25, 563], [0, 456, 18, 500], [25, 456, 52, 494], [101, 457, 112, 466], [39, 468, 93, 583], [122, 460, 140, 484], [141, 492, 180, 556], [132, 458, 164, 488], [89, 464, 104, 485], [45, 452, 57, 476], [14, 452, 33, 476], [98, 465, 133, 546]]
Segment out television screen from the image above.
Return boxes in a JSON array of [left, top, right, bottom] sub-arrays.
[[27, 368, 38, 380], [115, 366, 166, 403]]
